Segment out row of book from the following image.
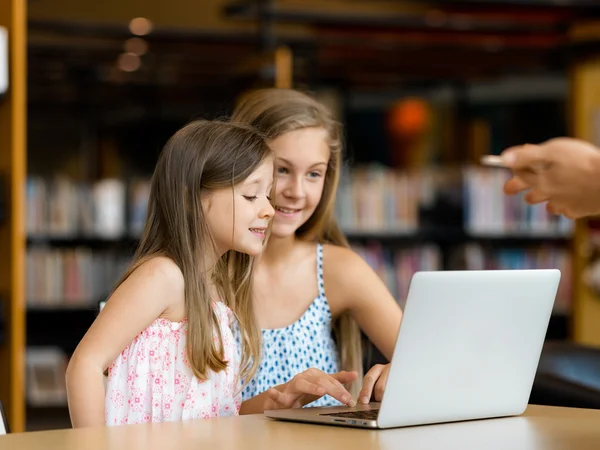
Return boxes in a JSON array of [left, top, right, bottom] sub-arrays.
[[26, 176, 150, 239], [462, 167, 573, 235], [25, 242, 571, 315], [338, 165, 573, 235], [26, 347, 68, 407], [458, 243, 572, 314], [26, 247, 131, 307], [354, 242, 572, 314], [27, 167, 574, 240], [336, 165, 421, 233], [352, 243, 442, 310]]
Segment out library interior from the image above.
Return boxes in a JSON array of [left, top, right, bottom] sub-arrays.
[[2, 0, 600, 444]]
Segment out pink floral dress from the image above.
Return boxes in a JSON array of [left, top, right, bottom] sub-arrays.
[[105, 302, 241, 426]]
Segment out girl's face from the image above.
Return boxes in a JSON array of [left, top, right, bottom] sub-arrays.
[[268, 127, 330, 239], [202, 157, 275, 256]]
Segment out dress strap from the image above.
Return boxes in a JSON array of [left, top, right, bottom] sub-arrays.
[[316, 243, 325, 298]]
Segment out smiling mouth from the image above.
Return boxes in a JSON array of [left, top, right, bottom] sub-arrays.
[[250, 228, 266, 236], [275, 206, 301, 214]]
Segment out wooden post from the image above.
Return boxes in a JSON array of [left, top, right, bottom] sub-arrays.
[[274, 46, 292, 89], [569, 21, 600, 346], [0, 0, 27, 433]]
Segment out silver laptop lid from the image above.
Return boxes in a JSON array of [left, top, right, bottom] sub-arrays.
[[377, 269, 559, 428]]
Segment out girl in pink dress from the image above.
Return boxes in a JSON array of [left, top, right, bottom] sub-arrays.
[[65, 120, 357, 428]]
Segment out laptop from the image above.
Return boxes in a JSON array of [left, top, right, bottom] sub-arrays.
[[265, 269, 560, 429]]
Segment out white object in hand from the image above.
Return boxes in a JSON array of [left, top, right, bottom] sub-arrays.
[[480, 155, 508, 167]]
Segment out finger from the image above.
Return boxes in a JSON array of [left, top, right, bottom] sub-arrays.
[[373, 369, 390, 402], [546, 202, 558, 215], [292, 377, 326, 398], [311, 375, 355, 407], [547, 203, 572, 219], [358, 365, 385, 404], [329, 370, 358, 386], [265, 387, 288, 410], [561, 209, 577, 220], [273, 378, 325, 410], [267, 387, 283, 402], [503, 176, 530, 195], [501, 144, 549, 170], [524, 190, 549, 205]]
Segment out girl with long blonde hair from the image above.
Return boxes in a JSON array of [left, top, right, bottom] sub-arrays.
[[66, 120, 357, 427], [232, 89, 403, 406]]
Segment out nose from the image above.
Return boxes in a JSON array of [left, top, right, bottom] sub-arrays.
[[283, 176, 306, 199], [259, 197, 275, 220]]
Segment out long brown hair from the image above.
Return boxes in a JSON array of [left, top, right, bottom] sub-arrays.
[[232, 88, 363, 395], [115, 120, 271, 384]]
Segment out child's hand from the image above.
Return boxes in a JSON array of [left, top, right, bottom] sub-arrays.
[[264, 369, 358, 410], [357, 363, 390, 404]]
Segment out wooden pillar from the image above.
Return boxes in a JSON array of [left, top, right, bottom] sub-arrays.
[[0, 0, 27, 433], [569, 22, 600, 347], [274, 46, 292, 89]]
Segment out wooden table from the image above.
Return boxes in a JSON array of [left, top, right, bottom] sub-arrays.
[[1, 405, 600, 450]]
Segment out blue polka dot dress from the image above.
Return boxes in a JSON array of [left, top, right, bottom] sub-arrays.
[[237, 243, 341, 407]]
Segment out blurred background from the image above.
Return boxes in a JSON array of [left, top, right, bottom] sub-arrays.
[[3, 0, 600, 433]]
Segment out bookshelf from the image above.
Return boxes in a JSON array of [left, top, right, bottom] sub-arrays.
[[9, 0, 600, 432], [20, 18, 293, 427], [336, 164, 574, 315], [25, 177, 144, 310]]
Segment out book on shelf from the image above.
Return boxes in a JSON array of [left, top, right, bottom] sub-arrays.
[[26, 247, 131, 308], [453, 243, 572, 315], [26, 176, 151, 240], [352, 242, 442, 310], [334, 164, 574, 237], [462, 166, 573, 236], [26, 347, 68, 407], [129, 178, 151, 237], [353, 240, 571, 316], [336, 164, 421, 233]]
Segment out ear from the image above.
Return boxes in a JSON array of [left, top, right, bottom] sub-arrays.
[[200, 190, 213, 214]]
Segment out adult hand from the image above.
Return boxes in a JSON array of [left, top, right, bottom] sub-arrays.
[[501, 137, 600, 219]]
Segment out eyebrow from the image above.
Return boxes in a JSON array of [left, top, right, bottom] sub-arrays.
[[278, 157, 328, 169], [243, 178, 273, 188]]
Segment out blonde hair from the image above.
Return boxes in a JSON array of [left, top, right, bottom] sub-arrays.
[[115, 120, 271, 384], [232, 88, 363, 395]]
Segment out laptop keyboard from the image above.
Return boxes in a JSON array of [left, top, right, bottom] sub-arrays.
[[320, 409, 379, 420]]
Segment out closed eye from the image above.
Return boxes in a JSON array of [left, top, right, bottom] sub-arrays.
[[243, 195, 258, 202]]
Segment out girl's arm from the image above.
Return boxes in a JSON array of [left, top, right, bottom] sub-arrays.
[[324, 245, 403, 361], [66, 257, 184, 428], [324, 244, 403, 403], [239, 369, 357, 414]]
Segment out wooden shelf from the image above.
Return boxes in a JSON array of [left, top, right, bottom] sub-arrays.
[[344, 228, 572, 244], [26, 405, 70, 432], [26, 236, 139, 249], [25, 229, 572, 248], [26, 303, 100, 312], [224, 0, 600, 30], [26, 306, 98, 355]]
